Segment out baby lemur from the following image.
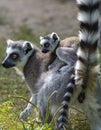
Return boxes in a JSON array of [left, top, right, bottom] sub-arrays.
[[40, 32, 79, 53], [40, 32, 79, 72], [2, 39, 77, 122]]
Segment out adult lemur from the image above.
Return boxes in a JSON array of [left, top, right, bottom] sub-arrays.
[[75, 0, 100, 96], [2, 39, 76, 122], [58, 0, 101, 129]]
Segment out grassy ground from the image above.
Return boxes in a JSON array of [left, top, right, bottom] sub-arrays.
[[0, 25, 95, 130]]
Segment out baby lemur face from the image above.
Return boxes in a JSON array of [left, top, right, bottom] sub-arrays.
[[40, 32, 60, 53], [2, 39, 33, 68]]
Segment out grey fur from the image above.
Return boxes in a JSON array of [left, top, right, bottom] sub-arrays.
[[2, 39, 101, 130], [2, 40, 77, 122], [40, 32, 79, 72]]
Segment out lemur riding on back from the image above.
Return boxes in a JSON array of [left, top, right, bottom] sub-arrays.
[[40, 32, 79, 53], [40, 32, 79, 72]]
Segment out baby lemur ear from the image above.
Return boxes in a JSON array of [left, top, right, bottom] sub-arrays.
[[7, 39, 14, 46], [51, 32, 60, 41], [23, 41, 33, 54]]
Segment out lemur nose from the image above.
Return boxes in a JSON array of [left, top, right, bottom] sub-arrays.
[[2, 60, 9, 68]]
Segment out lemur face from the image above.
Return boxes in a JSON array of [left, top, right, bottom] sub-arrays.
[[40, 32, 60, 53], [2, 40, 33, 68]]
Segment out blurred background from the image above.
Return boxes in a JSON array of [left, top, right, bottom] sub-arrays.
[[0, 0, 78, 38], [0, 0, 99, 129]]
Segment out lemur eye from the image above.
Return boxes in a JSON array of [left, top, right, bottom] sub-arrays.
[[11, 54, 19, 60], [44, 42, 50, 48]]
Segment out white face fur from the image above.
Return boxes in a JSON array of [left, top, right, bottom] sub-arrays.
[[40, 32, 60, 53], [2, 40, 33, 68]]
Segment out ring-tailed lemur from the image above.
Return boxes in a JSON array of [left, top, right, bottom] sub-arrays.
[[40, 32, 79, 53], [75, 0, 100, 102], [2, 39, 76, 123], [40, 32, 79, 72], [40, 33, 78, 129], [40, 33, 77, 129], [58, 0, 100, 129]]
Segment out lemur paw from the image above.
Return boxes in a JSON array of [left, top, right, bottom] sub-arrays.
[[19, 108, 31, 120], [58, 65, 69, 73]]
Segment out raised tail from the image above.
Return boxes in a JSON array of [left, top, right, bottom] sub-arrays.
[[75, 0, 100, 100]]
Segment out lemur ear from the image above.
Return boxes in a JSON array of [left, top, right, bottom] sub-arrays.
[[51, 32, 59, 41], [7, 39, 14, 46], [40, 36, 43, 40], [23, 41, 33, 54]]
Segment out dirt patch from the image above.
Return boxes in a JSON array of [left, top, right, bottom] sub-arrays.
[[0, 0, 78, 39]]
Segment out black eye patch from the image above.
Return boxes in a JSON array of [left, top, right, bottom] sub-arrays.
[[10, 53, 19, 60], [44, 42, 50, 48]]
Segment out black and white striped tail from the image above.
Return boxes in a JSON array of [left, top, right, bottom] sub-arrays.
[[58, 74, 75, 130], [75, 0, 100, 102], [58, 0, 100, 129]]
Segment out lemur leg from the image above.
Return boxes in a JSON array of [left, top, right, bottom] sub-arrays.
[[56, 47, 76, 64], [58, 65, 70, 73], [20, 94, 37, 120], [48, 47, 77, 72], [56, 47, 77, 73], [37, 93, 53, 123]]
